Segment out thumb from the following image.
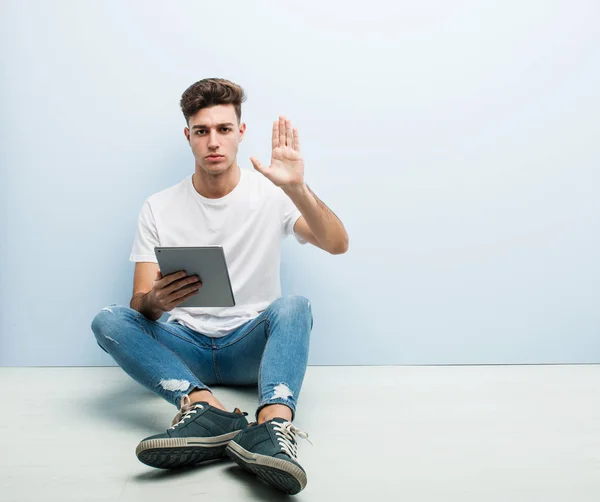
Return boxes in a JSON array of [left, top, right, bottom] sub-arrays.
[[250, 156, 267, 175]]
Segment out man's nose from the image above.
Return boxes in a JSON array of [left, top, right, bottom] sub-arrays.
[[208, 130, 220, 148]]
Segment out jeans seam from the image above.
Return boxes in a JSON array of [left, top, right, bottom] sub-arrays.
[[257, 318, 271, 402], [217, 318, 269, 350], [143, 317, 212, 350], [212, 340, 222, 384]]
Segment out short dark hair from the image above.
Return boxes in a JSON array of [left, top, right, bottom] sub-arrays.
[[180, 78, 246, 125]]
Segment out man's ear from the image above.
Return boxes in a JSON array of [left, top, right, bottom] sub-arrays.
[[239, 122, 246, 141], [184, 127, 190, 142]]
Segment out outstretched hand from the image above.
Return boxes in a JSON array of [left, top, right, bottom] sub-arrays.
[[250, 115, 304, 190]]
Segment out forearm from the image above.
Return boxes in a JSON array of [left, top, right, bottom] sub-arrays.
[[283, 183, 348, 254], [130, 292, 164, 321]]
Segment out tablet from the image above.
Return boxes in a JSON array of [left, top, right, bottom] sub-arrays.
[[154, 246, 235, 308]]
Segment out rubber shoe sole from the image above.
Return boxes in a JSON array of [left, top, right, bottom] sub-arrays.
[[225, 441, 307, 495], [136, 430, 242, 469]]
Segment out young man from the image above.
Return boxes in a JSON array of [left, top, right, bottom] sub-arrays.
[[91, 78, 348, 495]]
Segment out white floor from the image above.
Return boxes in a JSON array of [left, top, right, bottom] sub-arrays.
[[1, 365, 599, 501]]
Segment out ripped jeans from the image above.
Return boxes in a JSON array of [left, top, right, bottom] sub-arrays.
[[90, 295, 313, 421]]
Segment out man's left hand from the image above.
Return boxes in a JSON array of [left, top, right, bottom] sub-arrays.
[[250, 115, 304, 190]]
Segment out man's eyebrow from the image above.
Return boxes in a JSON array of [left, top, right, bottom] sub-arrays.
[[191, 123, 235, 129]]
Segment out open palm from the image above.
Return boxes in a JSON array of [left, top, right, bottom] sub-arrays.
[[250, 115, 304, 189]]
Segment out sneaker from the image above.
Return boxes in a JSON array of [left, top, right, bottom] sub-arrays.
[[226, 419, 310, 495], [136, 395, 249, 469]]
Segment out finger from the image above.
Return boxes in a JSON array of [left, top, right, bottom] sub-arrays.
[[169, 282, 202, 303], [279, 116, 286, 148], [293, 127, 300, 152], [179, 281, 203, 297], [171, 275, 200, 292], [173, 288, 201, 308], [160, 270, 187, 287], [272, 120, 279, 149], [286, 119, 293, 147], [250, 156, 267, 175]]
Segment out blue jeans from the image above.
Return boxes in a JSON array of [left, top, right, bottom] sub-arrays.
[[91, 295, 313, 421]]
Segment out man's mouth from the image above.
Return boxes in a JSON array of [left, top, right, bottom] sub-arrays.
[[206, 155, 224, 161]]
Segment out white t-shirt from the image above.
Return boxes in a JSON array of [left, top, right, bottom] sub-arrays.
[[129, 167, 306, 337]]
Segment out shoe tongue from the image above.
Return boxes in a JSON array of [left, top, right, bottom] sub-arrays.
[[188, 401, 209, 409], [266, 418, 287, 426]]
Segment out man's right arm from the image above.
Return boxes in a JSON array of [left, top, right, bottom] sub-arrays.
[[130, 262, 164, 321], [130, 291, 164, 321]]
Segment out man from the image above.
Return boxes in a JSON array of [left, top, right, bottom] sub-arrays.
[[91, 78, 348, 495]]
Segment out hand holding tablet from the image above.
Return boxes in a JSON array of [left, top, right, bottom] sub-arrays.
[[147, 269, 203, 313], [154, 246, 235, 308]]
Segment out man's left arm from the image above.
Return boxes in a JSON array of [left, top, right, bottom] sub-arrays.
[[284, 183, 349, 255], [250, 115, 349, 255]]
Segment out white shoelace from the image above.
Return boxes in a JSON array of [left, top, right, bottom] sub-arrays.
[[169, 394, 205, 429], [272, 421, 312, 460]]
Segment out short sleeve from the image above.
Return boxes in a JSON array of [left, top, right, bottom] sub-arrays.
[[129, 200, 160, 262], [279, 189, 308, 245]]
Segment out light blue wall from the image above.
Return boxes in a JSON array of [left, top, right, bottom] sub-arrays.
[[1, 1, 598, 366]]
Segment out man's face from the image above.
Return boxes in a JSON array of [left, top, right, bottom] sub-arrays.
[[184, 104, 246, 176]]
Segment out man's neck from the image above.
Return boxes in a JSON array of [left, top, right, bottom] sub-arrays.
[[192, 164, 241, 199]]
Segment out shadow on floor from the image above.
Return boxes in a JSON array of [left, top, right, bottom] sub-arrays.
[[222, 464, 295, 501], [79, 379, 260, 434], [133, 459, 226, 481], [130, 460, 294, 500]]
